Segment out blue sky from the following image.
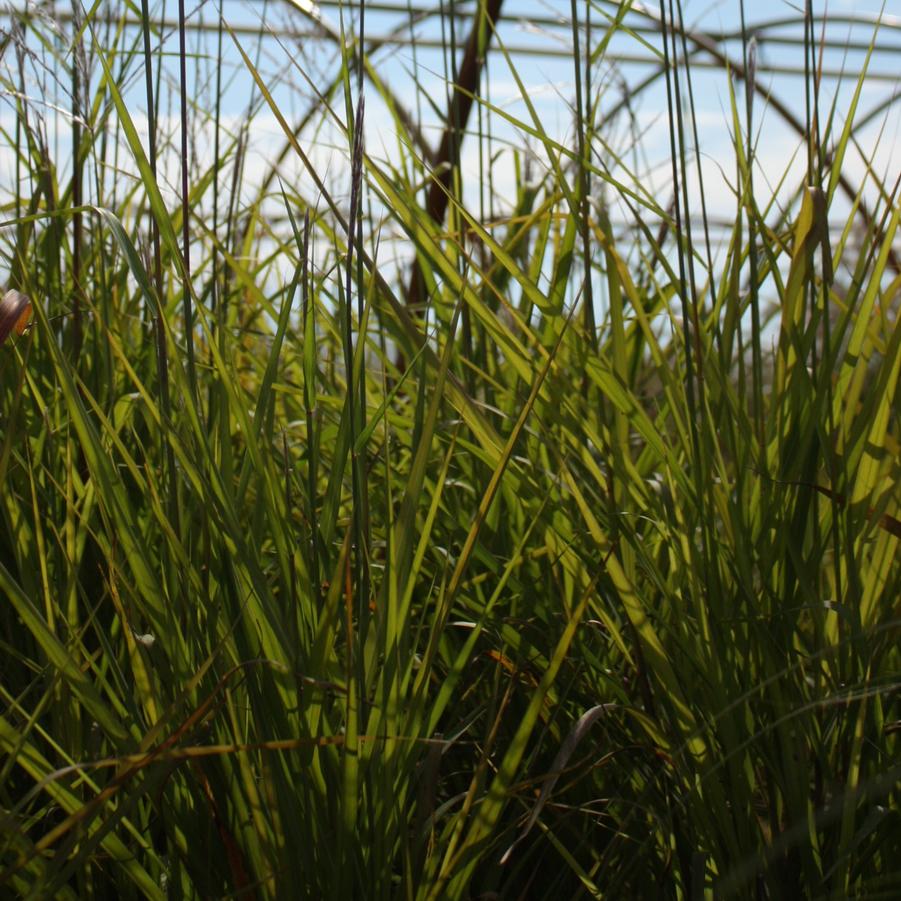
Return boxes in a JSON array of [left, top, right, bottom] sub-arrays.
[[227, 0, 897, 245], [1, 1, 897, 282], [216, 1, 900, 207], [124, 0, 893, 301]]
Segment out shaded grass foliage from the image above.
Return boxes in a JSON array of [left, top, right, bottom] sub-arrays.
[[0, 1, 899, 898]]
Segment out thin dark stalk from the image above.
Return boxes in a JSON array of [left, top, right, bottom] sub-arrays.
[[70, 1, 83, 358], [657, 6, 713, 731], [480, 16, 494, 382], [668, 0, 703, 384], [212, 3, 223, 314], [739, 0, 765, 459], [657, 0, 697, 424], [177, 0, 196, 399], [353, 4, 372, 633], [670, 0, 724, 606], [207, 0, 225, 436], [570, 0, 595, 346], [445, 0, 473, 376], [140, 0, 165, 360], [666, 0, 720, 681], [467, 41, 485, 394], [802, 0, 816, 346], [223, 1, 269, 305], [13, 18, 21, 239], [94, 6, 113, 392], [140, 0, 178, 536], [345, 94, 370, 635], [301, 211, 321, 613], [802, 1, 830, 666], [674, 7, 716, 321]]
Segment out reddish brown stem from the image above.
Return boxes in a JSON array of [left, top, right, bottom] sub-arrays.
[[404, 0, 505, 316]]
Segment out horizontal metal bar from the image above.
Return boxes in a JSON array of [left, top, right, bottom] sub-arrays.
[[1, 6, 898, 81]]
